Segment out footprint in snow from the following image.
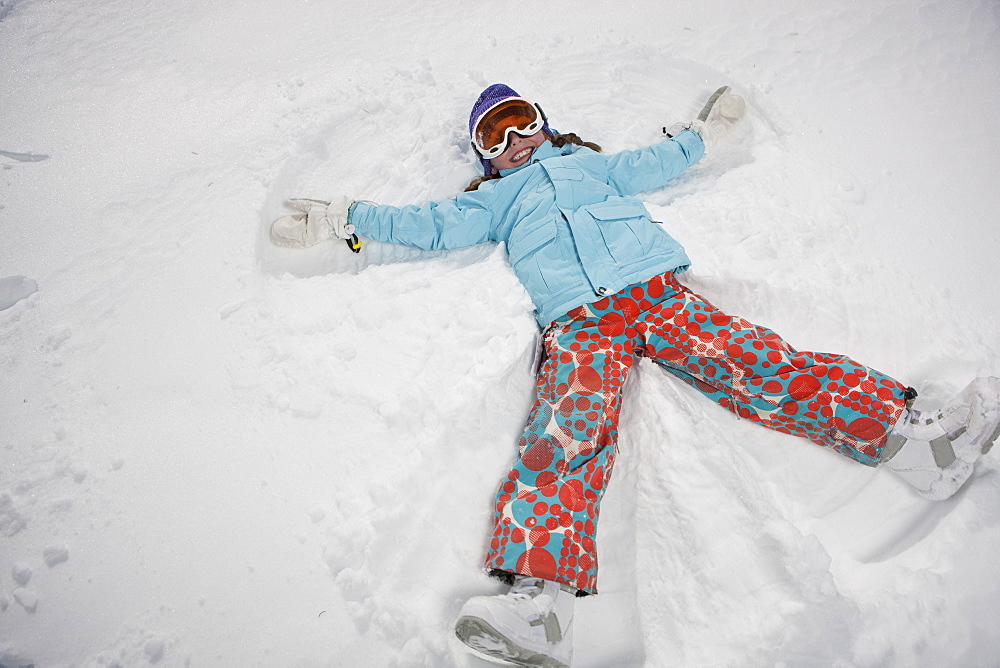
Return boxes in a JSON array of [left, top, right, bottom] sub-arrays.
[[11, 563, 32, 586], [0, 149, 49, 162], [12, 588, 38, 613], [43, 545, 69, 568]]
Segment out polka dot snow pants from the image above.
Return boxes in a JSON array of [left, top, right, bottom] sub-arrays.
[[485, 271, 909, 594]]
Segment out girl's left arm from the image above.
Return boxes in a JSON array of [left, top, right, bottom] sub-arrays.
[[604, 130, 705, 196], [349, 186, 497, 251]]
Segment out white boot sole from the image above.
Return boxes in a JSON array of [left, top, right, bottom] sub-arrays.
[[455, 616, 569, 668]]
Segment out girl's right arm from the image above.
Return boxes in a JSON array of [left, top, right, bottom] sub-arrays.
[[349, 186, 497, 251]]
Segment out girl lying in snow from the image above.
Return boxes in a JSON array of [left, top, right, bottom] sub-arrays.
[[270, 84, 1000, 667]]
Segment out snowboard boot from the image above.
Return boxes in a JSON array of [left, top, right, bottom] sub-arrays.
[[455, 576, 575, 667], [881, 377, 1000, 500]]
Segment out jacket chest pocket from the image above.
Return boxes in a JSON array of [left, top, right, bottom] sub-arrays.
[[507, 221, 559, 292], [508, 220, 557, 262], [582, 199, 656, 265]]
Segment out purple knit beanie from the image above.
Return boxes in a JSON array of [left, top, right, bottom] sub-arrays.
[[468, 84, 551, 175]]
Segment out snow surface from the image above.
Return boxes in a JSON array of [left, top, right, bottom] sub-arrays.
[[2, 0, 999, 666]]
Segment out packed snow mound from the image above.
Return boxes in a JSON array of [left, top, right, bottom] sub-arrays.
[[0, 276, 37, 311]]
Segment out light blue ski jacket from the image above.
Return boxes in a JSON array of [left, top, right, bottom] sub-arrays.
[[349, 130, 705, 327]]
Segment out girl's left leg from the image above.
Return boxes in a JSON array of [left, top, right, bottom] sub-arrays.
[[638, 273, 911, 465], [634, 274, 1000, 499]]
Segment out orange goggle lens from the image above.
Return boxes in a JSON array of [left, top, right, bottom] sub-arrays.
[[472, 98, 545, 159]]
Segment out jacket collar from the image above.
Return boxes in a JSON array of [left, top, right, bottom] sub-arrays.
[[497, 140, 575, 177]]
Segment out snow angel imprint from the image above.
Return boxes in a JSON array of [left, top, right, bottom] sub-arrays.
[[270, 83, 1000, 668]]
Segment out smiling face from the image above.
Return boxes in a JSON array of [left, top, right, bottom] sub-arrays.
[[489, 129, 549, 172]]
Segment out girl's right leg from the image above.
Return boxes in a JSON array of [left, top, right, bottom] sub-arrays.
[[483, 309, 637, 596], [458, 310, 636, 667]]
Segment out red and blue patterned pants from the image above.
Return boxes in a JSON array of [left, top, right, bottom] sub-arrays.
[[485, 271, 909, 594]]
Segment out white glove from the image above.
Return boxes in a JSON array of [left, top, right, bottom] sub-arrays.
[[665, 85, 747, 148], [270, 195, 355, 248]]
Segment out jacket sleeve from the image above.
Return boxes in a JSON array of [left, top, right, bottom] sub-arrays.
[[604, 129, 705, 196], [348, 186, 497, 251]]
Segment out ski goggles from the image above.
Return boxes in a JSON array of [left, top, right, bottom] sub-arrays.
[[471, 97, 547, 159]]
